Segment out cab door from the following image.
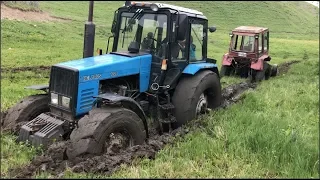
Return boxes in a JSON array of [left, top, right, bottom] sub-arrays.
[[185, 17, 208, 64]]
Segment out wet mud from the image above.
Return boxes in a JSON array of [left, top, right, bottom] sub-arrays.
[[5, 60, 299, 178]]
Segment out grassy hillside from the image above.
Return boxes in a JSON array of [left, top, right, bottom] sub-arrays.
[[1, 1, 319, 178]]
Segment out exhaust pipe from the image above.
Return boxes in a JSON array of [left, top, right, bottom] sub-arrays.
[[83, 1, 95, 58]]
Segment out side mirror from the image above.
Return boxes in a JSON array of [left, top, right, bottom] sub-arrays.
[[229, 32, 233, 37], [209, 26, 216, 33]]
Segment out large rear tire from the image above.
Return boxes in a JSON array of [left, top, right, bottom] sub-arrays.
[[172, 70, 222, 128], [2, 94, 50, 134], [66, 107, 146, 159]]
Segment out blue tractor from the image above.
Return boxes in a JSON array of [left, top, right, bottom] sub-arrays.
[[2, 1, 222, 159]]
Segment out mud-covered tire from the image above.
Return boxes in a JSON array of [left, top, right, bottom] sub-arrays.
[[250, 61, 270, 82], [2, 94, 50, 134], [264, 62, 272, 80], [172, 70, 222, 128], [66, 107, 146, 159], [270, 64, 278, 77], [220, 65, 233, 77]]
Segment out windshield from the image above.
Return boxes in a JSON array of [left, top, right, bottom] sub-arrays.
[[231, 34, 255, 52], [117, 12, 168, 55]]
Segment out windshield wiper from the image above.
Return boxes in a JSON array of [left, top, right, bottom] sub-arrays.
[[122, 9, 144, 33]]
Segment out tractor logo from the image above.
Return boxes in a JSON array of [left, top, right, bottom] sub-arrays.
[[83, 74, 102, 81]]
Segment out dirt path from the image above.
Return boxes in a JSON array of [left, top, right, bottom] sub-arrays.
[[5, 60, 300, 178], [1, 4, 71, 22]]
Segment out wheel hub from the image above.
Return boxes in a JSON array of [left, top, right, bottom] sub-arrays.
[[105, 131, 133, 154], [196, 93, 208, 115]]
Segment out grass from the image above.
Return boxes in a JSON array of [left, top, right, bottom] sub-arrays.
[[0, 134, 44, 177], [0, 1, 319, 178], [106, 59, 319, 178]]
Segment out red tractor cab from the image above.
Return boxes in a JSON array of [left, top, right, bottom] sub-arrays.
[[221, 26, 278, 81]]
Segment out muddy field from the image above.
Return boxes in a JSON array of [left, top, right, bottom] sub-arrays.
[[4, 61, 300, 178]]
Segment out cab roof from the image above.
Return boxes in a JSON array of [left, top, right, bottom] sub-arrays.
[[233, 26, 268, 34], [121, 1, 207, 19]]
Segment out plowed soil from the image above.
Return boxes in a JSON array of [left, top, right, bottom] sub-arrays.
[[5, 60, 300, 178]]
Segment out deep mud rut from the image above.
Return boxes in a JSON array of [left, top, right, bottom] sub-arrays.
[[4, 60, 300, 178]]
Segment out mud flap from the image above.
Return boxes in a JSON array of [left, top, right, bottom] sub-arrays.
[[17, 113, 66, 148]]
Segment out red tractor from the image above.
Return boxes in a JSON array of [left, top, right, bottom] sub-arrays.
[[220, 26, 278, 81]]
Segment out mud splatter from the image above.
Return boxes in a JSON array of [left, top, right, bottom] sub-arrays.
[[6, 60, 300, 178], [1, 111, 8, 127]]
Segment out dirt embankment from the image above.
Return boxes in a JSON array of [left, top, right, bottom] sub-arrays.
[[5, 60, 300, 178], [1, 4, 71, 22]]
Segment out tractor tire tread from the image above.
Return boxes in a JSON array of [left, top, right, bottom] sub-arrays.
[[67, 107, 146, 159], [2, 94, 49, 134], [172, 70, 221, 128]]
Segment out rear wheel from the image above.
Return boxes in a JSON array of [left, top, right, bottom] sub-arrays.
[[2, 94, 50, 134], [66, 107, 146, 159], [172, 70, 222, 128], [250, 61, 271, 82], [270, 64, 278, 77]]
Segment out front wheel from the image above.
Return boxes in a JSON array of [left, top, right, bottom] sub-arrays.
[[220, 65, 234, 77], [66, 107, 146, 159], [2, 94, 50, 134], [172, 70, 222, 128]]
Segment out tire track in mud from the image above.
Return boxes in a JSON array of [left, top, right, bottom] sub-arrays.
[[5, 60, 300, 178], [1, 66, 51, 79], [1, 65, 51, 73]]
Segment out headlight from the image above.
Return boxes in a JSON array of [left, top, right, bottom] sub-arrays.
[[51, 93, 58, 104], [150, 3, 158, 11], [61, 96, 71, 108]]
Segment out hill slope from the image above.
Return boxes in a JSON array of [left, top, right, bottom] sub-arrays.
[[1, 1, 319, 178]]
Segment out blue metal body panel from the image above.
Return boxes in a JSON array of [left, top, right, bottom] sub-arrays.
[[56, 53, 152, 116], [182, 63, 218, 75]]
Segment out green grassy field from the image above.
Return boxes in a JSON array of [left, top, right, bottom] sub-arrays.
[[1, 1, 319, 178]]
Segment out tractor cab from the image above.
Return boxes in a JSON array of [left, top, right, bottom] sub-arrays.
[[227, 26, 269, 60], [105, 1, 217, 90]]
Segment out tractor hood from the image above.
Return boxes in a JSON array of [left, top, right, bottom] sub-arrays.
[[55, 52, 152, 83]]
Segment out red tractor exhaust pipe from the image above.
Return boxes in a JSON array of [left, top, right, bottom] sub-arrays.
[[83, 1, 95, 58]]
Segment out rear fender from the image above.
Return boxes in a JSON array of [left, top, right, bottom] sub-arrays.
[[94, 93, 149, 138], [222, 53, 233, 66], [250, 55, 269, 70], [25, 84, 49, 93], [182, 63, 219, 77]]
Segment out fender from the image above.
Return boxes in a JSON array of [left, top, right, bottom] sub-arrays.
[[25, 84, 49, 93], [222, 53, 233, 66], [182, 63, 219, 77], [94, 93, 149, 138], [251, 55, 270, 70]]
